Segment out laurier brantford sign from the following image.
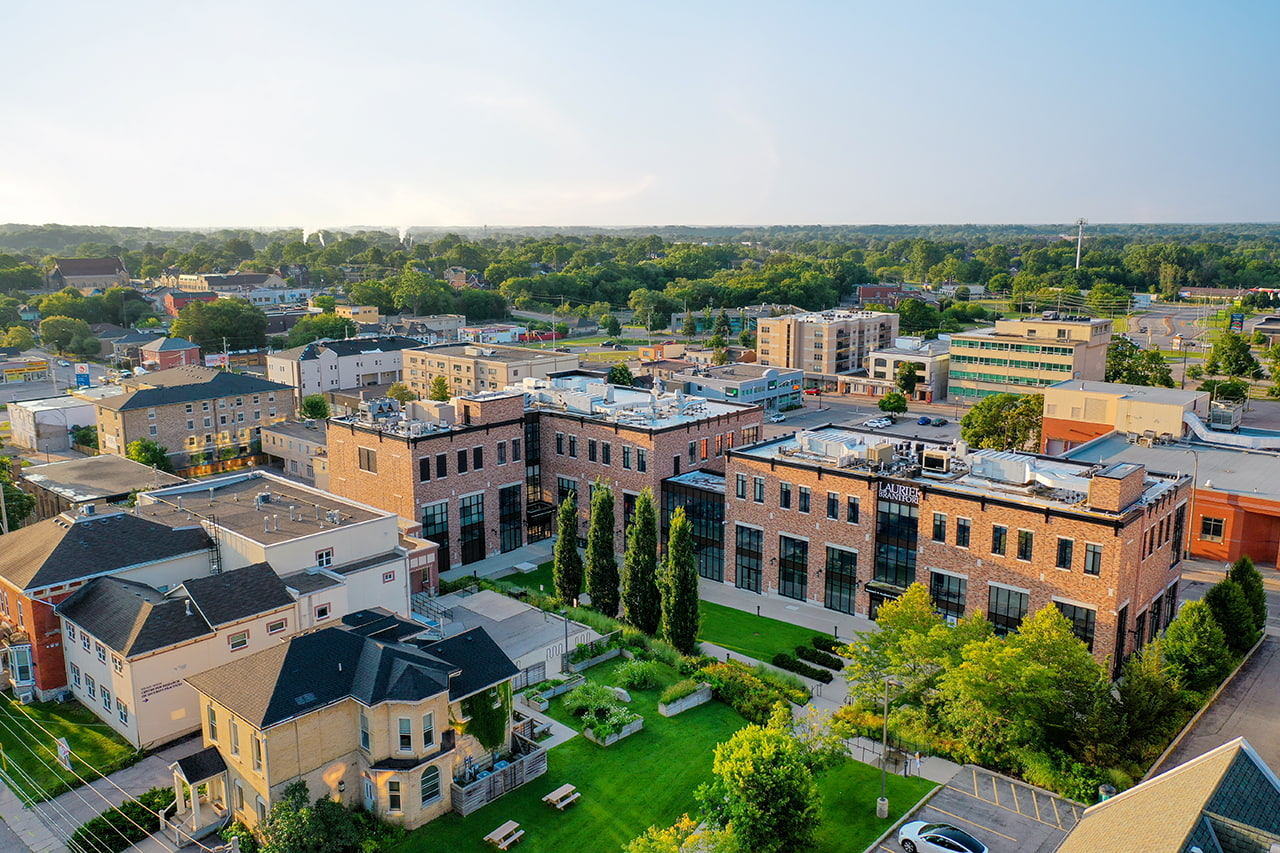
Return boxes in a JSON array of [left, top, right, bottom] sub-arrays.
[[878, 481, 921, 505]]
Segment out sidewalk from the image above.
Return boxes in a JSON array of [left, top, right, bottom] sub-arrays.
[[698, 578, 876, 643], [439, 540, 555, 583]]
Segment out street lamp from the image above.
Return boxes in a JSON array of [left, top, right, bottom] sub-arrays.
[[877, 677, 902, 819]]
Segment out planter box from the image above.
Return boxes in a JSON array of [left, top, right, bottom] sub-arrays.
[[583, 717, 645, 746], [658, 684, 713, 717], [542, 676, 585, 699], [565, 646, 622, 673], [519, 693, 549, 712]]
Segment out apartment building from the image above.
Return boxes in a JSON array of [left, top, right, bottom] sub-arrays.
[[94, 366, 294, 468], [326, 375, 763, 570], [1040, 379, 1209, 454], [260, 420, 329, 488], [336, 305, 380, 323], [947, 315, 1112, 401], [55, 563, 300, 748], [181, 617, 528, 834], [163, 272, 288, 292], [401, 344, 579, 398], [723, 427, 1189, 672], [266, 336, 424, 398], [0, 508, 213, 701], [756, 310, 900, 377]]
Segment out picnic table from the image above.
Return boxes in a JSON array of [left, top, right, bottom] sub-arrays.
[[484, 820, 524, 849], [542, 783, 580, 810]]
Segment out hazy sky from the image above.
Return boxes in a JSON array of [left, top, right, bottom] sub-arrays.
[[3, 0, 1277, 228]]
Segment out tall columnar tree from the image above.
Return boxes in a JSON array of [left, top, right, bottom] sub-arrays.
[[585, 482, 620, 616], [621, 488, 661, 634], [1203, 577, 1259, 655], [1161, 599, 1234, 693], [553, 491, 583, 605], [1228, 555, 1269, 635], [660, 506, 700, 654]]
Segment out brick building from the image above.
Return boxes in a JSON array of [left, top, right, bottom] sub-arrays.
[[140, 336, 202, 370], [326, 376, 763, 571], [723, 427, 1189, 672]]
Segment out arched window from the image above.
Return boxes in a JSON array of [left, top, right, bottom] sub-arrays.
[[421, 766, 441, 806]]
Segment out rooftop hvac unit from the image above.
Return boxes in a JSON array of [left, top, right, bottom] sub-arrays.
[[922, 450, 951, 473], [17, 691, 35, 705]]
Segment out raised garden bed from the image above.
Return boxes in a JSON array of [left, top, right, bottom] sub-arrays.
[[658, 683, 713, 717], [584, 717, 645, 746]]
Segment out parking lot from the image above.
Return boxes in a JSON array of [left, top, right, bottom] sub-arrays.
[[873, 766, 1083, 853]]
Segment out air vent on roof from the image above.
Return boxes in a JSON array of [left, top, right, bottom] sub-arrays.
[[294, 692, 317, 706]]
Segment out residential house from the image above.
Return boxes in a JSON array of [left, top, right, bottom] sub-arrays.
[[45, 257, 130, 292], [140, 336, 202, 370], [266, 336, 424, 399], [18, 455, 185, 521], [111, 330, 166, 364]]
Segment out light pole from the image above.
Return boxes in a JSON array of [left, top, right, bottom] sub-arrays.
[[877, 677, 900, 819], [1181, 448, 1200, 561]]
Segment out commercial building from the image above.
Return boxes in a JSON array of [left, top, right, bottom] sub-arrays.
[[266, 336, 424, 398], [384, 314, 466, 342], [723, 427, 1189, 672], [947, 315, 1112, 400], [7, 395, 96, 452], [336, 305, 380, 324], [140, 336, 202, 370], [1, 354, 49, 385], [163, 272, 288, 292], [1040, 380, 1210, 454], [181, 617, 529, 834], [459, 324, 527, 344], [162, 291, 219, 317], [669, 363, 803, 411], [756, 310, 900, 377], [260, 420, 329, 488], [94, 366, 294, 467], [18, 455, 185, 521], [843, 337, 950, 401], [401, 344, 579, 398]]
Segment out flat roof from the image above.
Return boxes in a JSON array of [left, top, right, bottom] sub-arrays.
[[1045, 379, 1206, 406], [136, 471, 385, 544], [524, 375, 753, 429], [409, 343, 560, 364], [1064, 433, 1280, 498], [673, 364, 800, 381], [666, 470, 727, 494], [22, 456, 186, 502], [260, 420, 327, 441], [11, 396, 96, 412], [769, 309, 895, 324]]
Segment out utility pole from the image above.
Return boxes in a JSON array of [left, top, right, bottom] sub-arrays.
[[1074, 218, 1088, 270]]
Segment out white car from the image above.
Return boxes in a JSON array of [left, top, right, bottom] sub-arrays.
[[898, 822, 987, 853], [57, 360, 71, 367], [865, 417, 892, 429], [767, 413, 787, 423]]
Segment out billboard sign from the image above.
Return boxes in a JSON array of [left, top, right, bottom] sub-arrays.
[[205, 353, 230, 368], [1230, 313, 1246, 333], [74, 363, 91, 387]]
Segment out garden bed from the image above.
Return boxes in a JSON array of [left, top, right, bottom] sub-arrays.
[[584, 717, 645, 746], [658, 683, 713, 717]]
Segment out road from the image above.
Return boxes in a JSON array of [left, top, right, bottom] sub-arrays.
[[0, 351, 111, 407]]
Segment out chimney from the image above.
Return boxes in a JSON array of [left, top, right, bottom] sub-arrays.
[[185, 599, 192, 617]]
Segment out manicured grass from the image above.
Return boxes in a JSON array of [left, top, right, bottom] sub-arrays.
[[812, 761, 937, 853], [697, 601, 835, 663], [496, 561, 556, 595], [0, 693, 139, 804], [396, 659, 747, 853]]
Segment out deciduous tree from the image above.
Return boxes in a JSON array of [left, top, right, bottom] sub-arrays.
[[39, 316, 91, 352], [621, 489, 661, 634], [3, 325, 35, 349], [299, 394, 330, 419], [1105, 338, 1174, 387], [171, 298, 268, 351], [878, 391, 908, 414], [1161, 600, 1234, 693], [607, 363, 634, 386], [895, 362, 919, 396], [126, 438, 175, 473], [386, 382, 417, 403], [959, 392, 1043, 451]]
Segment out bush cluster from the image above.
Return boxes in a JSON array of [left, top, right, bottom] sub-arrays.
[[568, 634, 623, 664], [614, 659, 664, 690], [698, 660, 808, 724], [795, 645, 843, 670], [771, 653, 835, 683], [562, 682, 640, 740], [811, 635, 844, 654], [70, 787, 174, 853]]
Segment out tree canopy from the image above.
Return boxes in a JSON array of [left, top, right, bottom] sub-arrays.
[[126, 438, 175, 473], [959, 392, 1043, 451], [1105, 338, 1174, 387], [171, 298, 268, 351]]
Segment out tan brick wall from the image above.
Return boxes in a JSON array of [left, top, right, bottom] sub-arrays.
[[97, 390, 294, 466]]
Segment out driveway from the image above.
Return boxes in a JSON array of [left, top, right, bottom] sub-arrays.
[[872, 766, 1082, 853]]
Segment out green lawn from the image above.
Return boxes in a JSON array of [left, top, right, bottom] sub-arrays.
[[0, 693, 139, 804], [495, 561, 556, 596], [812, 760, 937, 853], [697, 601, 835, 663]]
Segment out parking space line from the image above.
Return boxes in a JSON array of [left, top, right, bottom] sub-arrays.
[[1051, 796, 1062, 828], [972, 767, 980, 797], [1010, 782, 1021, 815], [928, 806, 1018, 843], [1032, 789, 1042, 823], [946, 783, 1074, 832], [991, 775, 1000, 807]]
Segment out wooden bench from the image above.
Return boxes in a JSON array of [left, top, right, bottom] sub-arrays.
[[542, 783, 580, 810], [484, 820, 524, 849]]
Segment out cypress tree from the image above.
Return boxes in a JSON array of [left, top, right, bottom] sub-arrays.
[[621, 488, 661, 634], [1228, 555, 1268, 636], [1204, 577, 1258, 656], [553, 491, 583, 605], [585, 482, 620, 616], [1162, 600, 1234, 693], [661, 506, 701, 654]]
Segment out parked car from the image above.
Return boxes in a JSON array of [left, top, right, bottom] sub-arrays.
[[865, 417, 892, 429], [898, 822, 987, 853], [803, 388, 821, 395], [931, 417, 949, 426], [917, 415, 931, 425], [767, 413, 787, 423], [57, 359, 71, 367], [554, 346, 572, 353]]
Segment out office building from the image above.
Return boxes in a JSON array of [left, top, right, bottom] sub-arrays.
[[947, 315, 1112, 400]]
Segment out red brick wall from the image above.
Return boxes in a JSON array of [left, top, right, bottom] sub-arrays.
[[0, 579, 74, 698], [1040, 417, 1112, 453]]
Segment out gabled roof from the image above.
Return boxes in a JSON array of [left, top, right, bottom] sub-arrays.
[[96, 367, 291, 411], [0, 511, 211, 592], [55, 577, 210, 656], [1056, 737, 1280, 853], [176, 563, 294, 627], [89, 323, 130, 340], [52, 257, 127, 277], [112, 331, 165, 347], [140, 337, 200, 353], [273, 335, 425, 362], [174, 746, 226, 784], [187, 622, 516, 728]]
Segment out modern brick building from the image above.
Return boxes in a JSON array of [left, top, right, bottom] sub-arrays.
[[402, 344, 579, 398], [723, 427, 1189, 672], [756, 310, 900, 377], [947, 314, 1113, 401]]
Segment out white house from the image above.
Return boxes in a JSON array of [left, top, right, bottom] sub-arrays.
[[265, 336, 425, 398], [7, 396, 97, 452]]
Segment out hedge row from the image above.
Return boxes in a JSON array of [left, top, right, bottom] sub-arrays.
[[69, 787, 174, 853], [812, 635, 845, 655], [771, 653, 835, 684], [796, 645, 844, 670]]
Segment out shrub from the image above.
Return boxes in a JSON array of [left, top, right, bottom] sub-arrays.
[[69, 786, 175, 853], [698, 661, 808, 724], [621, 626, 651, 651], [437, 576, 476, 594], [660, 679, 702, 705], [771, 653, 835, 683], [614, 659, 664, 690], [796, 645, 843, 670], [811, 635, 844, 655], [220, 821, 260, 853], [568, 606, 625, 636], [562, 682, 619, 717], [750, 663, 810, 703], [568, 634, 623, 664], [638, 638, 684, 669]]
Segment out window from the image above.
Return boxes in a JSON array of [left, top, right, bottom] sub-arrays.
[[623, 446, 632, 469], [256, 797, 267, 824], [688, 441, 697, 463], [421, 766, 441, 806], [497, 441, 506, 465], [636, 448, 647, 473], [253, 735, 263, 772], [359, 710, 370, 751], [931, 572, 967, 621], [387, 780, 402, 812], [846, 496, 860, 524], [1200, 516, 1225, 542], [235, 780, 245, 812], [991, 525, 1007, 556], [824, 546, 858, 615], [955, 517, 971, 548], [1054, 601, 1097, 650], [588, 439, 597, 462], [67, 624, 75, 642], [602, 442, 611, 465], [1084, 543, 1103, 575], [798, 487, 811, 514], [422, 713, 434, 748], [780, 482, 792, 510], [229, 631, 249, 651], [827, 492, 839, 520], [71, 662, 81, 687], [230, 719, 240, 755], [86, 675, 96, 699], [753, 476, 765, 503], [778, 535, 809, 601], [112, 655, 123, 675], [399, 717, 413, 751], [1056, 538, 1074, 570], [735, 525, 763, 593], [473, 447, 483, 470], [932, 513, 947, 543], [419, 457, 431, 482], [96, 642, 106, 663], [556, 432, 565, 454], [382, 570, 396, 583], [82, 632, 91, 652], [512, 438, 521, 461], [117, 700, 128, 725], [568, 435, 578, 458], [1017, 530, 1034, 561], [316, 549, 334, 568], [735, 474, 747, 499], [988, 586, 1029, 635], [314, 604, 331, 620], [207, 704, 217, 741], [267, 618, 287, 635], [456, 449, 468, 474]]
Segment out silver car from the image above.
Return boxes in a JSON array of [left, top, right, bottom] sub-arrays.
[[898, 821, 987, 853]]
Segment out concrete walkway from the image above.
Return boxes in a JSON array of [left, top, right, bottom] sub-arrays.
[[439, 540, 555, 583], [698, 577, 877, 644], [0, 736, 206, 853]]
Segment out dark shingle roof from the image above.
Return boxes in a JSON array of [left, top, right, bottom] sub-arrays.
[[175, 746, 226, 783], [97, 367, 291, 411], [187, 622, 516, 728], [22, 456, 186, 504], [280, 571, 342, 594], [277, 335, 426, 362], [0, 512, 211, 592], [341, 608, 427, 642], [178, 563, 294, 627], [417, 628, 521, 701], [53, 257, 127, 277]]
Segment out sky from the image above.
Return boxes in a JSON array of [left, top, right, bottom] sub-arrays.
[[2, 0, 1278, 229]]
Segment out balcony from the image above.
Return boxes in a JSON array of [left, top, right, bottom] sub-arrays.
[[450, 732, 548, 816]]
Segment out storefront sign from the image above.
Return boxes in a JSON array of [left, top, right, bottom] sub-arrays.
[[878, 481, 920, 505]]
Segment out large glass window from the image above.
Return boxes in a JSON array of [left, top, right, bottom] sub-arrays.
[[557, 477, 578, 505], [955, 517, 971, 548], [662, 479, 724, 582], [1056, 538, 1074, 570], [735, 525, 762, 593], [1017, 530, 1034, 561], [988, 586, 1029, 635], [753, 476, 765, 503], [460, 494, 486, 564], [1054, 601, 1097, 650], [421, 766, 441, 806], [930, 572, 967, 621], [932, 513, 946, 543], [991, 525, 1007, 556], [1084, 543, 1102, 575], [874, 500, 918, 588], [778, 536, 809, 601], [1200, 516, 1224, 542], [421, 502, 450, 571], [499, 485, 522, 553], [824, 547, 858, 615]]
